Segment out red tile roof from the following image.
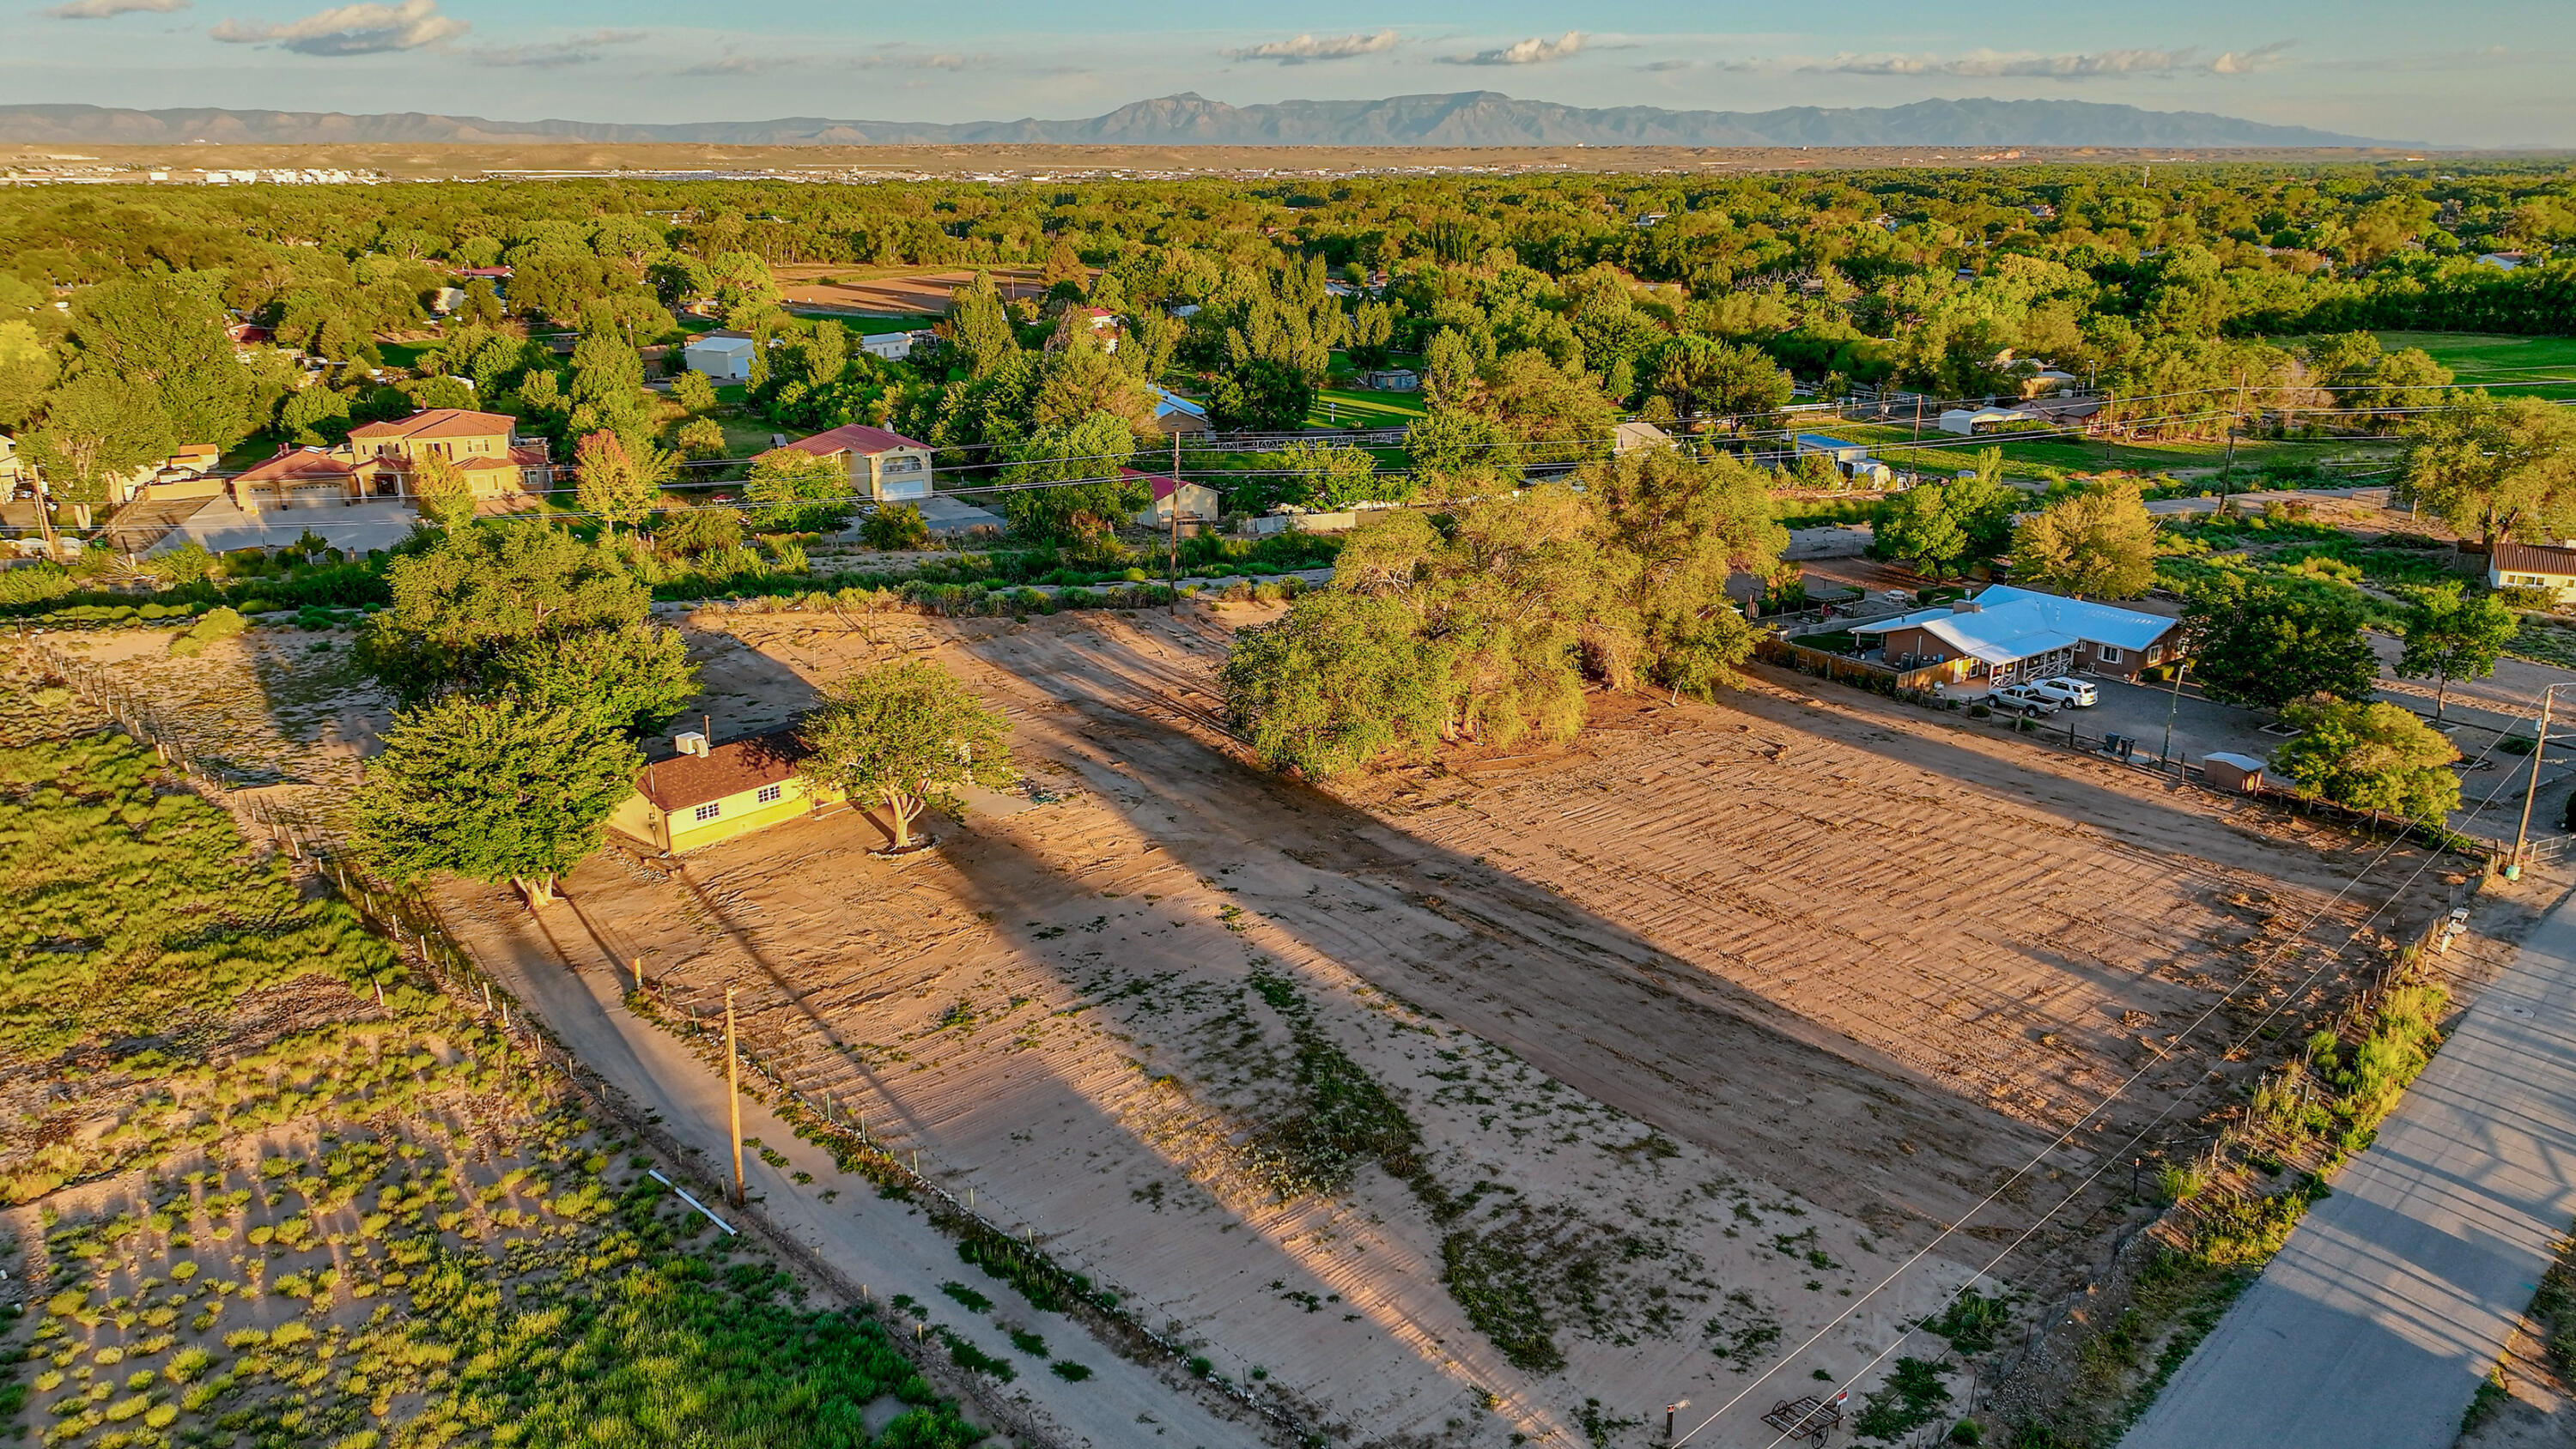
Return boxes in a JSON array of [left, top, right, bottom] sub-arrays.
[[347, 408, 517, 442], [635, 727, 808, 812], [232, 447, 353, 484], [772, 424, 929, 459]]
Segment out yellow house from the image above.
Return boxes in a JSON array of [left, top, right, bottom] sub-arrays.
[[607, 727, 844, 854]]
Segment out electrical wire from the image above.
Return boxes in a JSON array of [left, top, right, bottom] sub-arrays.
[[1676, 726, 2530, 1447]]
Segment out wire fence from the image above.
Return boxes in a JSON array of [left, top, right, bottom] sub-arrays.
[[21, 634, 1318, 1442]]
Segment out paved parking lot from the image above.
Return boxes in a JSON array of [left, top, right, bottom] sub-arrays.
[[1948, 676, 2565, 848]]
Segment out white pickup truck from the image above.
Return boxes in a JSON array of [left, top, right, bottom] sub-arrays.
[[1989, 684, 2062, 716]]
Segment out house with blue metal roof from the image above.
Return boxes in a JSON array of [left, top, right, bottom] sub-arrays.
[[1849, 585, 2182, 687]]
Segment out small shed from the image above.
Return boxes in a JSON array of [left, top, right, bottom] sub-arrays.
[[2202, 752, 2267, 793]]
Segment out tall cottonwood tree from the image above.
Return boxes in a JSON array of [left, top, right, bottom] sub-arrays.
[[799, 660, 1014, 850], [355, 694, 640, 907]]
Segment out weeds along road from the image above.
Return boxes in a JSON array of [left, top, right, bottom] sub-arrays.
[[440, 890, 1273, 1449], [2123, 879, 2576, 1449]]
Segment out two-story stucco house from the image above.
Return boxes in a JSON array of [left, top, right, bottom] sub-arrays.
[[768, 423, 934, 503]]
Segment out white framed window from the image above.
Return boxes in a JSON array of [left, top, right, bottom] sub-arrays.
[[2098, 646, 2123, 664], [693, 802, 721, 822], [756, 784, 782, 805]]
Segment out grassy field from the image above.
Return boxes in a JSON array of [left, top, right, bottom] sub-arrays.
[[1306, 385, 1427, 429], [1814, 421, 2397, 479], [2371, 330, 2576, 402], [0, 669, 982, 1449]]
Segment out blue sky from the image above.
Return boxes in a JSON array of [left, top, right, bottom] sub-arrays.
[[9, 0, 2570, 146]]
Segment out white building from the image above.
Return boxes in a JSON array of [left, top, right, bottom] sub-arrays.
[[683, 331, 758, 383], [859, 332, 913, 362], [2490, 542, 2576, 603]]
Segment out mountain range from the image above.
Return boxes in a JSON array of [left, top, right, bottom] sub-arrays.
[[0, 94, 2402, 149]]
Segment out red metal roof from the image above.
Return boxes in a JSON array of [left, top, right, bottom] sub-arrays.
[[2491, 542, 2576, 577], [772, 424, 929, 459]]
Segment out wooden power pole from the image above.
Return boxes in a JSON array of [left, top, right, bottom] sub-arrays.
[[725, 985, 745, 1206], [1169, 427, 1182, 613]]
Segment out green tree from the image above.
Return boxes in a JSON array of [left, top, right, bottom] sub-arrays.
[[572, 429, 669, 537], [1207, 358, 1315, 433], [1873, 483, 1970, 578], [1219, 591, 1457, 777], [671, 368, 719, 415], [1581, 447, 1783, 698], [944, 274, 1021, 380], [67, 276, 259, 447], [2394, 580, 2518, 720], [999, 411, 1140, 543], [798, 660, 1014, 850], [358, 524, 649, 700], [2184, 573, 2381, 709], [2402, 396, 2576, 547], [2010, 482, 2158, 599], [412, 452, 479, 530], [675, 417, 727, 460], [278, 385, 353, 446], [743, 448, 854, 531], [21, 373, 176, 506], [1275, 440, 1391, 509], [354, 694, 640, 907], [492, 621, 700, 737], [2272, 696, 2462, 824]]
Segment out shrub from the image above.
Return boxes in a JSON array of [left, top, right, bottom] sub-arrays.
[[861, 504, 933, 552]]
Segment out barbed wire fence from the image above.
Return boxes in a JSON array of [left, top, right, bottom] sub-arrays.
[[21, 634, 1321, 1445]]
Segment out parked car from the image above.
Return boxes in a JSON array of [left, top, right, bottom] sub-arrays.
[[2029, 676, 2099, 708], [1989, 684, 2061, 716]]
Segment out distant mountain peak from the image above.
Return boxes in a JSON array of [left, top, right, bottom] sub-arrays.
[[0, 94, 2408, 149]]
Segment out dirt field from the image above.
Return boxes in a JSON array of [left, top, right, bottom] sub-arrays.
[[769, 264, 1054, 316], [470, 598, 2455, 1440], [54, 599, 2484, 1444]]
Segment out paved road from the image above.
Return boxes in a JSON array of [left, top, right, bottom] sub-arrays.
[[2123, 884, 2576, 1449], [449, 888, 1265, 1449]]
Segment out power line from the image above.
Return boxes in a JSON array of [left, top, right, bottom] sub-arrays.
[[1679, 733, 2524, 1448]]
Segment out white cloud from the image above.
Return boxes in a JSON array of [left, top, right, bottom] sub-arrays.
[[1803, 41, 2293, 79], [210, 0, 465, 55], [675, 52, 800, 76], [1445, 31, 1584, 66], [1223, 30, 1401, 64], [854, 50, 985, 70], [467, 29, 645, 69], [45, 0, 188, 17]]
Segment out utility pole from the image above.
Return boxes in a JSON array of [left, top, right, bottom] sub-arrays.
[[726, 985, 746, 1207], [2516, 686, 2564, 870], [2160, 660, 2190, 771], [1169, 427, 1182, 614], [1664, 1400, 1690, 1448]]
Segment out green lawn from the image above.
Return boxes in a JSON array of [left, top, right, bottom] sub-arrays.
[[1816, 421, 2395, 479], [2370, 330, 2576, 402], [1308, 385, 1427, 429]]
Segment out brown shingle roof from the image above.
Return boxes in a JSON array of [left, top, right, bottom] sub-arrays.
[[635, 726, 807, 811], [348, 408, 518, 442], [2491, 542, 2576, 577]]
